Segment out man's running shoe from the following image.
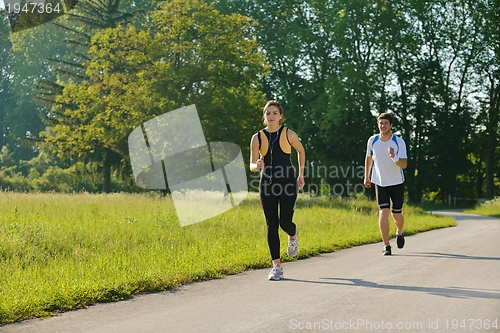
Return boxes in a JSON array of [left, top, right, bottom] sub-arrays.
[[396, 232, 405, 249], [268, 265, 284, 280], [287, 232, 299, 257], [382, 244, 392, 256]]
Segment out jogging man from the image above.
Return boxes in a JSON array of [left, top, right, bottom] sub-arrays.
[[364, 113, 407, 255]]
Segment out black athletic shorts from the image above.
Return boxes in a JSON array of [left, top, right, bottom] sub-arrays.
[[375, 183, 404, 213]]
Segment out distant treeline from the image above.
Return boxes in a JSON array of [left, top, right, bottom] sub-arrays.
[[0, 0, 499, 202]]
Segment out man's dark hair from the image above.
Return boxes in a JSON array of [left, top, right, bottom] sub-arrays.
[[377, 112, 393, 125]]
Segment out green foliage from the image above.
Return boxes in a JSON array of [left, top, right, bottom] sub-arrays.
[[40, 0, 268, 192], [0, 11, 16, 149], [0, 17, 36, 160], [1, 0, 499, 199], [215, 0, 500, 202], [0, 148, 135, 193], [0, 166, 32, 191], [0, 192, 455, 324]]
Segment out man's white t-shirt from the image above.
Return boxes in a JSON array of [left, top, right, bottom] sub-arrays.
[[366, 134, 407, 187]]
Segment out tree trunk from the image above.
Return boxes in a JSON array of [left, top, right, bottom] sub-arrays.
[[485, 77, 500, 199], [477, 162, 484, 199], [102, 153, 112, 193]]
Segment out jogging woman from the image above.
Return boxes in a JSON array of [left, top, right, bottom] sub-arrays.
[[249, 100, 305, 280]]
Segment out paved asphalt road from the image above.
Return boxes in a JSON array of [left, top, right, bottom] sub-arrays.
[[1, 210, 499, 333]]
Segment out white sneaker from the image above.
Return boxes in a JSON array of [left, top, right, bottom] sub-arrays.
[[268, 266, 284, 280], [287, 232, 299, 257]]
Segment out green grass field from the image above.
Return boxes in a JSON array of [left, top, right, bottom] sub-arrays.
[[0, 192, 456, 325], [464, 197, 500, 218]]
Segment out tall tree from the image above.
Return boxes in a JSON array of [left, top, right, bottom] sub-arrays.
[[317, 0, 388, 192], [215, 0, 492, 201], [34, 0, 146, 192], [215, 0, 322, 141], [215, 0, 379, 194], [5, 13, 71, 164], [476, 0, 500, 198], [0, 11, 16, 151], [41, 0, 269, 192]]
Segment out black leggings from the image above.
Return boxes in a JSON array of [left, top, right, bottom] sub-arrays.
[[260, 177, 297, 260]]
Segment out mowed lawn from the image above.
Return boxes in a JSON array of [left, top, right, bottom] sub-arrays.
[[0, 192, 456, 324]]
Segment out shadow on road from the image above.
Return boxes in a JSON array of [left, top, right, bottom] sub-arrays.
[[395, 252, 500, 261], [283, 277, 500, 300]]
